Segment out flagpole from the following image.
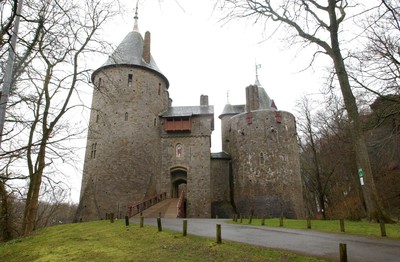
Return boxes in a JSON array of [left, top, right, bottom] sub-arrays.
[[0, 0, 24, 147]]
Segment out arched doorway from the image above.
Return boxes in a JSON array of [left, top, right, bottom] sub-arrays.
[[170, 168, 187, 198]]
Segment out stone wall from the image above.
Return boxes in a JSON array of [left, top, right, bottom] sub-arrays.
[[210, 158, 233, 218], [76, 65, 169, 221], [220, 114, 232, 154], [160, 114, 213, 218], [229, 109, 304, 218]]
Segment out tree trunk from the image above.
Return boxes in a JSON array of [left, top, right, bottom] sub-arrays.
[[327, 0, 390, 222], [309, 125, 326, 219], [22, 142, 46, 235], [22, 173, 43, 234], [0, 180, 13, 241]]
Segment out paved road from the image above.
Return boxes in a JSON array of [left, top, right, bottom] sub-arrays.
[[130, 218, 400, 261]]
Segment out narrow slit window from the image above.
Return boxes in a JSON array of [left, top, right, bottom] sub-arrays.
[[154, 117, 157, 126], [128, 74, 133, 87], [125, 112, 128, 121], [91, 143, 97, 159], [158, 83, 161, 95], [98, 78, 102, 88], [96, 114, 99, 123]]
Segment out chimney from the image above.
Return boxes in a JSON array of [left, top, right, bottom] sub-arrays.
[[245, 85, 259, 112], [143, 31, 151, 64], [200, 95, 208, 106]]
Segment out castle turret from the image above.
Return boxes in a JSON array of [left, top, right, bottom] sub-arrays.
[[76, 11, 169, 221], [219, 103, 245, 154], [245, 85, 272, 111], [224, 78, 304, 219]]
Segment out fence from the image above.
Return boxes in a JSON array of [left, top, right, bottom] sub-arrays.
[[128, 192, 167, 217]]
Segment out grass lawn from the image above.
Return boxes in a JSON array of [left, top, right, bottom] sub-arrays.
[[230, 218, 400, 238], [0, 220, 328, 262]]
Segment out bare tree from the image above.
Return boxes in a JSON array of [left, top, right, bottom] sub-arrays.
[[0, 0, 118, 235], [297, 96, 328, 219], [349, 0, 399, 98], [0, 0, 19, 56], [348, 0, 400, 149], [0, 177, 13, 241], [219, 0, 390, 221]]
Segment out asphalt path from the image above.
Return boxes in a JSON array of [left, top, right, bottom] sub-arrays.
[[130, 218, 400, 261]]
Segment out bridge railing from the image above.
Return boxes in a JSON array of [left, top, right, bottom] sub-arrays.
[[128, 192, 167, 217], [177, 190, 186, 218]]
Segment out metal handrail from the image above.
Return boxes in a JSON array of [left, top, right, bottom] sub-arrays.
[[128, 192, 167, 217], [177, 190, 186, 218]]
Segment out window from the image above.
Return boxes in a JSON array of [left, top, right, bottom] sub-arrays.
[[125, 112, 128, 121], [154, 117, 157, 126], [158, 83, 161, 95], [259, 152, 265, 165], [128, 74, 133, 87], [164, 117, 192, 132], [176, 143, 182, 157], [96, 114, 99, 123], [91, 143, 97, 159], [98, 78, 102, 88]]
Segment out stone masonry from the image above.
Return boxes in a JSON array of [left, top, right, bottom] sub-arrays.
[[76, 17, 304, 221]]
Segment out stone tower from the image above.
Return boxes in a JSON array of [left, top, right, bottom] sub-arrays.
[[76, 11, 304, 221], [76, 14, 169, 221], [159, 95, 214, 218], [220, 80, 304, 218]]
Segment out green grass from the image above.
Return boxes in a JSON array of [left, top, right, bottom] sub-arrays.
[[0, 220, 327, 262], [230, 218, 400, 238]]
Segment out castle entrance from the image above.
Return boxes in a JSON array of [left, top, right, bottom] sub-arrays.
[[170, 168, 187, 198]]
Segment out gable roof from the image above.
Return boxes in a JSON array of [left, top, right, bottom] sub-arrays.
[[162, 106, 214, 118]]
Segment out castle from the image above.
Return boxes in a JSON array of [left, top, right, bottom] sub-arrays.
[[76, 14, 304, 221]]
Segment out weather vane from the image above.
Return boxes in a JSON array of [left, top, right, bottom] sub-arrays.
[[133, 1, 139, 31], [255, 61, 261, 86], [134, 1, 139, 20]]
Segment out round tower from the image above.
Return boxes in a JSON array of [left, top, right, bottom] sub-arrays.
[[219, 103, 236, 154], [229, 84, 304, 219], [76, 13, 169, 221]]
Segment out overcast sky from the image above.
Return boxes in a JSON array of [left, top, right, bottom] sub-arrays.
[[92, 0, 325, 151], [70, 0, 326, 202]]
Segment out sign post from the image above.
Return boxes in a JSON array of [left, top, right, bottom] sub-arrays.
[[358, 168, 364, 186]]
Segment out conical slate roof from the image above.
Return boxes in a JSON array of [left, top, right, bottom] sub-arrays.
[[92, 16, 168, 87], [102, 30, 161, 72], [219, 104, 245, 118]]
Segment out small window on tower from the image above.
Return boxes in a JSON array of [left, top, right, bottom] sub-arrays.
[[128, 74, 133, 87], [158, 83, 161, 95], [176, 143, 182, 158], [125, 112, 128, 121], [91, 143, 97, 159], [98, 78, 102, 88], [259, 152, 265, 165], [96, 114, 99, 123], [154, 117, 157, 126]]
